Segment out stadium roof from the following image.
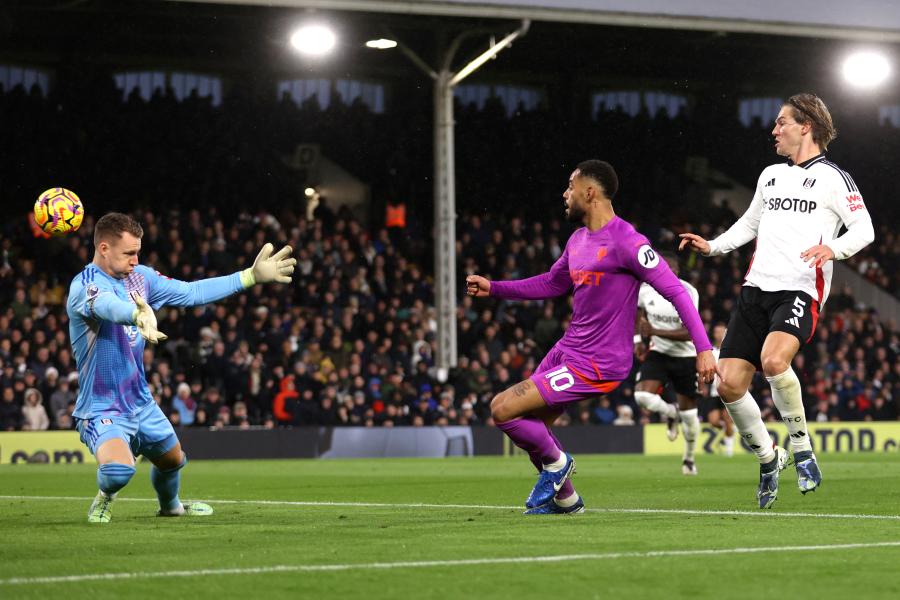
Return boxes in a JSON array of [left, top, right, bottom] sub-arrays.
[[2, 1, 898, 97], [174, 0, 900, 42]]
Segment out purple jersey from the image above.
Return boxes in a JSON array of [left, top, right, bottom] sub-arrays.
[[490, 217, 711, 382]]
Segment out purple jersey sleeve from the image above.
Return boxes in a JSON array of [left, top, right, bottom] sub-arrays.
[[489, 249, 572, 300], [621, 239, 712, 353]]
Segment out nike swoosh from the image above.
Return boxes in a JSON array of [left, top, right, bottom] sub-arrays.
[[553, 459, 573, 491]]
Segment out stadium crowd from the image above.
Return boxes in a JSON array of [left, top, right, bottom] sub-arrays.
[[1, 78, 898, 432]]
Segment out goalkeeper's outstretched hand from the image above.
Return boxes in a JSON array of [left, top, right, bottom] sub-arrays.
[[241, 243, 296, 287], [130, 293, 168, 344]]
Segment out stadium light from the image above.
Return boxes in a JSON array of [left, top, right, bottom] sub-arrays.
[[304, 187, 316, 197], [842, 51, 891, 88], [366, 38, 397, 50], [290, 24, 336, 56]]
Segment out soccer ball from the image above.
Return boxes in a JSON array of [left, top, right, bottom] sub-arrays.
[[34, 188, 84, 237]]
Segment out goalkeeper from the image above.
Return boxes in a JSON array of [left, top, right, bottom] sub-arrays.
[[66, 212, 295, 523]]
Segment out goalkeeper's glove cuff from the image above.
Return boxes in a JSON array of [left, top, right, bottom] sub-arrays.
[[131, 308, 140, 325], [240, 268, 256, 289]]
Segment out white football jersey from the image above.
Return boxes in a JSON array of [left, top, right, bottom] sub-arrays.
[[707, 154, 874, 305], [638, 279, 699, 358]]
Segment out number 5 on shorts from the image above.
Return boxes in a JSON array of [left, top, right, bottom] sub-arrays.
[[545, 366, 575, 392]]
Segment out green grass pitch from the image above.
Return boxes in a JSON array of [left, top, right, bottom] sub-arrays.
[[3, 454, 900, 599]]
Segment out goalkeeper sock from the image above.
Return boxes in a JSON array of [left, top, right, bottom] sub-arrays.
[[151, 455, 187, 513], [97, 463, 136, 496]]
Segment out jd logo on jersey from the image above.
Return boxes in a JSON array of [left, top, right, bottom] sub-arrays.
[[637, 245, 659, 269]]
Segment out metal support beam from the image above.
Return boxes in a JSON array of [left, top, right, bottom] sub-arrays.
[[433, 69, 456, 379], [392, 21, 528, 380]]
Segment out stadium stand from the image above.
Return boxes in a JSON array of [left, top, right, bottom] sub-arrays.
[[0, 78, 897, 431]]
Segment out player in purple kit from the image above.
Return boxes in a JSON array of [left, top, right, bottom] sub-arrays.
[[466, 160, 716, 514]]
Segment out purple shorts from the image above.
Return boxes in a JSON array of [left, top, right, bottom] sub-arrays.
[[530, 346, 621, 407]]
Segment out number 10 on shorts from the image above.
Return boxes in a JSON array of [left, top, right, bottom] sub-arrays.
[[545, 366, 575, 392]]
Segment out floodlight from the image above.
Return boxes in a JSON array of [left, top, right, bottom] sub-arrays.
[[842, 51, 891, 88], [366, 39, 398, 50], [290, 25, 336, 56]]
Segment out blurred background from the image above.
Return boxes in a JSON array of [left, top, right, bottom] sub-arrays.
[[0, 0, 897, 457]]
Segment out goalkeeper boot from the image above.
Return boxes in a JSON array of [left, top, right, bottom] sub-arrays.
[[158, 501, 214, 517], [87, 491, 116, 523], [525, 453, 576, 509], [524, 495, 585, 515], [757, 446, 788, 509], [793, 450, 823, 494]]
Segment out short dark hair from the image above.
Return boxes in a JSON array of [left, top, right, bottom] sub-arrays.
[[94, 212, 143, 246], [576, 160, 619, 199], [786, 93, 837, 150]]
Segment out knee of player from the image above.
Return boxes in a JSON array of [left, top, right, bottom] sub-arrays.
[[677, 396, 697, 410], [760, 355, 790, 378], [97, 462, 137, 495], [715, 376, 745, 402], [490, 393, 511, 423], [761, 356, 790, 377]]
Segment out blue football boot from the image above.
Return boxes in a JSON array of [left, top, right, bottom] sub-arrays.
[[793, 450, 823, 494], [757, 446, 788, 509], [524, 495, 585, 515], [525, 453, 576, 509]]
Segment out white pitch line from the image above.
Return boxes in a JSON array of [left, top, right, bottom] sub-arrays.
[[3, 494, 900, 521], [2, 494, 900, 522], [4, 541, 900, 586]]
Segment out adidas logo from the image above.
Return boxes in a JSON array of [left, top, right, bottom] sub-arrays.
[[785, 316, 799, 328], [765, 178, 776, 187]]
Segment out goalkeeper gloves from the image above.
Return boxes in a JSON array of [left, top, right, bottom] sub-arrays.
[[240, 243, 296, 288], [130, 293, 168, 344]]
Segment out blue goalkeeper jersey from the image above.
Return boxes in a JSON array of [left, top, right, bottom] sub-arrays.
[[67, 263, 245, 419]]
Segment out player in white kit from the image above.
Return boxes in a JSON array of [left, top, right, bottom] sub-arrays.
[[680, 93, 874, 508], [634, 253, 702, 475], [703, 323, 736, 457]]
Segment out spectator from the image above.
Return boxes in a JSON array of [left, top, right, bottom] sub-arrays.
[[613, 404, 635, 426], [49, 376, 76, 429], [172, 382, 197, 426], [0, 386, 21, 431], [22, 387, 49, 430]]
